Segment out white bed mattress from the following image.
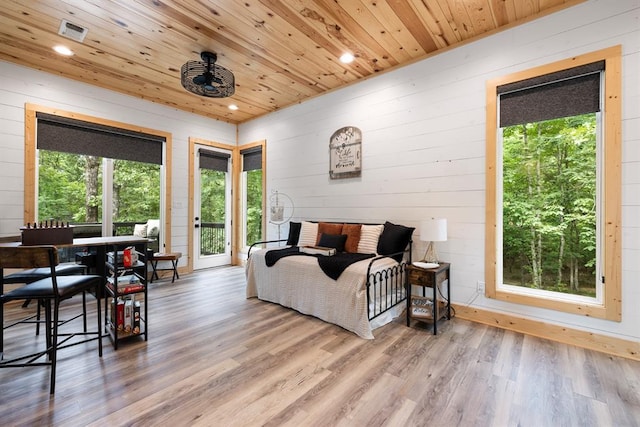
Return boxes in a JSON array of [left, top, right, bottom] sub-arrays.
[[246, 248, 405, 339]]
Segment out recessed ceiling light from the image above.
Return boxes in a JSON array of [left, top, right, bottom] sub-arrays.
[[228, 104, 239, 110], [339, 53, 354, 64], [53, 45, 74, 56]]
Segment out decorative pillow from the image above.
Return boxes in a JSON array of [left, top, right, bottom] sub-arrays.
[[133, 223, 147, 238], [286, 221, 301, 246], [146, 219, 160, 237], [316, 222, 344, 244], [297, 221, 319, 247], [377, 221, 415, 262], [357, 224, 384, 254], [317, 233, 347, 252], [341, 223, 362, 253]]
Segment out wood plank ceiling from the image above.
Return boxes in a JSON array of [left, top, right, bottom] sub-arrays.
[[0, 0, 583, 124]]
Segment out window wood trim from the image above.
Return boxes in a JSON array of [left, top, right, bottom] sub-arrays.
[[24, 103, 173, 250], [484, 46, 621, 321]]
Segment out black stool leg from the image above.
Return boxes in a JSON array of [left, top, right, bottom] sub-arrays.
[[82, 291, 87, 332], [42, 299, 52, 354], [171, 260, 179, 283], [0, 298, 4, 358], [49, 299, 59, 395], [36, 299, 41, 336], [95, 284, 102, 357], [151, 261, 159, 283]]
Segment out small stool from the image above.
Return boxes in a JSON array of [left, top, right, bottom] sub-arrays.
[[149, 252, 182, 283]]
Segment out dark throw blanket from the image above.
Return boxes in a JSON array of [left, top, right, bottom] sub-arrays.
[[264, 246, 375, 280]]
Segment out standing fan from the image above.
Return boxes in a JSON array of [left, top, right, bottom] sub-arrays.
[[269, 191, 294, 241]]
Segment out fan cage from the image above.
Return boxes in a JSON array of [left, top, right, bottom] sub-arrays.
[[181, 60, 235, 98], [269, 191, 294, 226]]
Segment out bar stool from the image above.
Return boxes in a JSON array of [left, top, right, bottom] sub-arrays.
[[0, 245, 103, 394], [3, 261, 88, 335]]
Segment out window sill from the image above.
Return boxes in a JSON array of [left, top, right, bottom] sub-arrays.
[[490, 285, 616, 321]]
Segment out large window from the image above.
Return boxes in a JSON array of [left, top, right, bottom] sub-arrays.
[[25, 105, 172, 250], [485, 47, 621, 320], [502, 114, 597, 297], [240, 144, 264, 248], [38, 153, 160, 232]]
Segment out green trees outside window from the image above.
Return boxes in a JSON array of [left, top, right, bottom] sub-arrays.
[[199, 168, 226, 255], [245, 168, 263, 246], [39, 151, 102, 223], [502, 114, 597, 297], [38, 151, 160, 228]]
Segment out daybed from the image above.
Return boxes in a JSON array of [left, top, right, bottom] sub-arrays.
[[246, 221, 414, 339]]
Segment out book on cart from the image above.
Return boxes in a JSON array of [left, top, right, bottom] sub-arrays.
[[300, 245, 336, 256], [115, 298, 125, 331], [107, 274, 144, 294], [124, 298, 133, 333], [107, 248, 139, 267], [132, 300, 141, 334]]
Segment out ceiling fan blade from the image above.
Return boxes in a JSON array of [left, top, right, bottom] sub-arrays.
[[192, 74, 207, 85], [209, 73, 223, 86]]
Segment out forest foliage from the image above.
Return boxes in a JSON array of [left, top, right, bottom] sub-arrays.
[[38, 153, 159, 223], [39, 151, 262, 251], [502, 113, 597, 297], [198, 168, 262, 252]]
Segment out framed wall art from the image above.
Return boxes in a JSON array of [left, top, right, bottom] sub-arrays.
[[329, 126, 362, 179]]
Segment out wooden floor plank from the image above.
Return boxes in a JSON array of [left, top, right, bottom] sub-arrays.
[[1, 266, 639, 426]]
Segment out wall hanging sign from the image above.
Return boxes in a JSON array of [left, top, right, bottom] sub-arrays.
[[329, 126, 362, 179]]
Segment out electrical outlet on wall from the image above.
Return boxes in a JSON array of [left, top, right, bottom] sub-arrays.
[[477, 280, 485, 293]]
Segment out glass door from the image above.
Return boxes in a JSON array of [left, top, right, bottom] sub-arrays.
[[193, 145, 232, 269]]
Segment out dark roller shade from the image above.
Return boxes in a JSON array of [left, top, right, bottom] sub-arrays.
[[498, 60, 604, 127], [241, 146, 262, 171], [36, 112, 164, 164], [199, 149, 230, 172]]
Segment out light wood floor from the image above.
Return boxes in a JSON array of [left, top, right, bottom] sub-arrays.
[[1, 266, 639, 427]]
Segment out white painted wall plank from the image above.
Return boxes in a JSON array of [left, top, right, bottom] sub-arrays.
[[240, 0, 640, 341], [0, 0, 637, 342], [0, 62, 236, 262]]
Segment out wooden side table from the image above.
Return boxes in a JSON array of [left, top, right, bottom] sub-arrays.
[[148, 251, 182, 283], [406, 262, 451, 334]]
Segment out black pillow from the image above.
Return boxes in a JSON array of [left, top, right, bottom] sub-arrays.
[[317, 233, 348, 252], [286, 221, 301, 246], [377, 221, 415, 262]]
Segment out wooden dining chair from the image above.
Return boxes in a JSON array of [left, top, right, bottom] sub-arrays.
[[0, 245, 103, 394]]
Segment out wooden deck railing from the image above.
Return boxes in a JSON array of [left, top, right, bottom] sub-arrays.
[[68, 221, 226, 255]]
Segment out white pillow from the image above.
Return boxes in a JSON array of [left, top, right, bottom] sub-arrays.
[[357, 224, 384, 254], [297, 221, 319, 246], [146, 219, 160, 237], [133, 223, 147, 237]]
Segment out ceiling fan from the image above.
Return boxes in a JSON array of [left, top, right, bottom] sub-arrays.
[[181, 51, 235, 98]]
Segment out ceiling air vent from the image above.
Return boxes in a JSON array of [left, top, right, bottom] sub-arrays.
[[58, 19, 88, 43]]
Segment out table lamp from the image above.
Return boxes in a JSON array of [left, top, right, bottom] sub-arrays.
[[419, 218, 447, 268]]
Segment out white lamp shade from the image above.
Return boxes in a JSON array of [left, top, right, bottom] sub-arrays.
[[420, 218, 447, 242]]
